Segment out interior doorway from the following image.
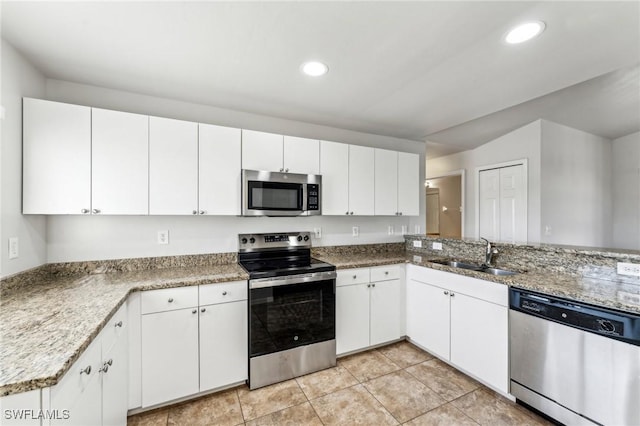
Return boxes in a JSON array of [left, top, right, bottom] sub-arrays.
[[425, 170, 464, 239]]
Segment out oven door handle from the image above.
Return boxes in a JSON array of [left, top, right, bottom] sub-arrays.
[[250, 270, 337, 289]]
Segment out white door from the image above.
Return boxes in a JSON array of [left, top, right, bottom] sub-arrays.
[[450, 292, 508, 393], [241, 130, 283, 171], [149, 117, 199, 215], [283, 136, 319, 174], [406, 280, 450, 359], [22, 98, 91, 214], [141, 309, 199, 407], [199, 301, 247, 391], [374, 149, 398, 216], [320, 141, 349, 215], [369, 279, 401, 346], [101, 334, 129, 426], [348, 145, 375, 215], [398, 152, 420, 216], [336, 284, 370, 355], [92, 108, 148, 215], [426, 191, 440, 235], [479, 164, 526, 243], [198, 123, 241, 215]]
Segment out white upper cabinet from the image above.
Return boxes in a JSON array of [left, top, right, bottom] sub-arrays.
[[241, 130, 283, 172], [348, 145, 375, 216], [374, 148, 399, 216], [320, 141, 349, 215], [149, 117, 199, 215], [92, 108, 149, 215], [23, 98, 91, 214], [198, 124, 241, 215], [283, 136, 320, 174], [398, 152, 420, 216]]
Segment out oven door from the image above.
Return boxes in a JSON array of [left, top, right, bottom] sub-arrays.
[[249, 271, 336, 358]]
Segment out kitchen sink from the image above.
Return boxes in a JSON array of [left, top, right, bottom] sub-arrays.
[[481, 267, 518, 276], [431, 259, 518, 276]]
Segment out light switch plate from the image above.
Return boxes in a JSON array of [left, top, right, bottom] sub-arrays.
[[413, 240, 422, 248], [157, 230, 169, 245], [432, 242, 443, 250], [617, 262, 640, 277], [352, 226, 359, 237], [388, 225, 394, 235], [8, 237, 18, 259], [313, 228, 322, 238]]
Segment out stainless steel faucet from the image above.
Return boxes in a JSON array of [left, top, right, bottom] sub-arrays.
[[480, 237, 498, 267]]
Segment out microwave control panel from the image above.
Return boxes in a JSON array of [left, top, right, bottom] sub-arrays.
[[307, 184, 319, 211]]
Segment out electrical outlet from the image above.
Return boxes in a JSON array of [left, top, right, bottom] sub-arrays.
[[8, 237, 18, 259], [352, 226, 359, 237], [314, 228, 322, 238], [413, 255, 423, 263], [401, 225, 407, 235], [617, 262, 640, 277], [388, 225, 394, 235], [414, 225, 421, 234], [157, 230, 169, 245], [432, 242, 443, 250], [413, 240, 422, 248]]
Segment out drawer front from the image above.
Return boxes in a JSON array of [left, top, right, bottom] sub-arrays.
[[199, 280, 247, 305], [370, 264, 401, 282], [336, 268, 370, 287], [141, 286, 198, 314], [101, 302, 128, 353]]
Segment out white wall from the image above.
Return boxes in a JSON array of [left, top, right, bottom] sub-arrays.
[[1, 40, 47, 277], [612, 131, 640, 249], [42, 79, 425, 262], [541, 120, 612, 247]]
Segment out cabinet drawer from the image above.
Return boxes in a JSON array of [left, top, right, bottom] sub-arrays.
[[370, 264, 401, 282], [141, 286, 198, 314], [336, 268, 370, 287], [199, 280, 247, 305], [101, 302, 127, 353]]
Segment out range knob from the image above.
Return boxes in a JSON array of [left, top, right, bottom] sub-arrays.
[[303, 235, 309, 241], [249, 237, 256, 244], [598, 319, 615, 333], [241, 238, 248, 244], [297, 235, 303, 242]]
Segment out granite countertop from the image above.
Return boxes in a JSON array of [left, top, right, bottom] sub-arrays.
[[314, 252, 408, 269], [0, 263, 248, 397]]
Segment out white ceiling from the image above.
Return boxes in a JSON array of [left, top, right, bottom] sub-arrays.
[[2, 1, 639, 157]]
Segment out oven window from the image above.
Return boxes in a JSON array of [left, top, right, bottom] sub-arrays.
[[248, 181, 302, 211], [250, 279, 335, 357]]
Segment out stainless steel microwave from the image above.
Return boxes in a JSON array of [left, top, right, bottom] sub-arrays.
[[242, 169, 321, 216]]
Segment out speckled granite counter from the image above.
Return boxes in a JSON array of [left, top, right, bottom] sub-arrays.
[[314, 252, 407, 269], [0, 263, 248, 397]]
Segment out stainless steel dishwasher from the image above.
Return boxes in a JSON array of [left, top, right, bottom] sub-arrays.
[[510, 288, 640, 426]]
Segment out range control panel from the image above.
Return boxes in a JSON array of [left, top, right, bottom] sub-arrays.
[[238, 232, 311, 251]]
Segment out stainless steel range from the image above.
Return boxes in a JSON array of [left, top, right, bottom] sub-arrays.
[[238, 232, 336, 389]]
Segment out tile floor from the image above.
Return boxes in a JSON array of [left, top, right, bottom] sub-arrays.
[[128, 341, 552, 426]]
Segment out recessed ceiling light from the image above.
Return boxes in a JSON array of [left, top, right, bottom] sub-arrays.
[[301, 61, 329, 77], [505, 21, 545, 44]]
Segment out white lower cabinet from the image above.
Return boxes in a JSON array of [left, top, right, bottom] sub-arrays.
[[0, 389, 43, 426], [336, 265, 402, 355], [406, 264, 509, 393]]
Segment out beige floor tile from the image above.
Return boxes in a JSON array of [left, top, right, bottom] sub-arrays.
[[404, 403, 479, 426], [364, 370, 446, 423], [127, 408, 169, 426], [245, 401, 323, 426], [452, 388, 552, 425], [167, 389, 243, 426], [296, 365, 359, 399], [377, 341, 434, 368], [310, 384, 398, 425], [237, 380, 307, 421], [339, 350, 401, 382], [405, 359, 480, 402]]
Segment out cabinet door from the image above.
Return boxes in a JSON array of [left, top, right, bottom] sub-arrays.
[[450, 292, 508, 393], [141, 309, 199, 407], [320, 141, 349, 215], [0, 390, 41, 426], [336, 284, 370, 355], [406, 279, 450, 359], [241, 130, 283, 171], [348, 145, 375, 215], [51, 374, 102, 426], [23, 98, 91, 214], [370, 279, 401, 346], [374, 149, 398, 215], [283, 136, 319, 174], [199, 301, 248, 392], [149, 116, 198, 215], [92, 108, 149, 215], [102, 333, 128, 426], [199, 124, 241, 215], [398, 152, 420, 216]]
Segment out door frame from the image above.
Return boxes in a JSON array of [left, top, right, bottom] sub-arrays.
[[474, 159, 528, 241], [425, 169, 465, 239]]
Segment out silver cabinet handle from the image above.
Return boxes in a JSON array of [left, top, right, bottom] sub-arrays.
[[192, 309, 197, 314], [400, 212, 403, 216], [444, 291, 449, 295], [99, 363, 108, 373], [346, 211, 349, 215], [199, 210, 205, 215], [201, 308, 206, 313], [352, 275, 357, 279], [285, 168, 289, 172], [80, 366, 91, 375], [81, 208, 90, 214], [115, 321, 123, 328], [367, 284, 371, 288], [279, 168, 284, 172], [222, 291, 228, 296], [384, 271, 389, 275], [192, 210, 198, 215], [107, 359, 113, 366], [350, 212, 354, 215], [372, 283, 376, 287], [168, 298, 174, 303], [92, 209, 101, 214], [450, 293, 455, 297]]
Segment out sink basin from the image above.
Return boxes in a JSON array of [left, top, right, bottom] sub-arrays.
[[431, 259, 519, 276], [481, 267, 518, 276]]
